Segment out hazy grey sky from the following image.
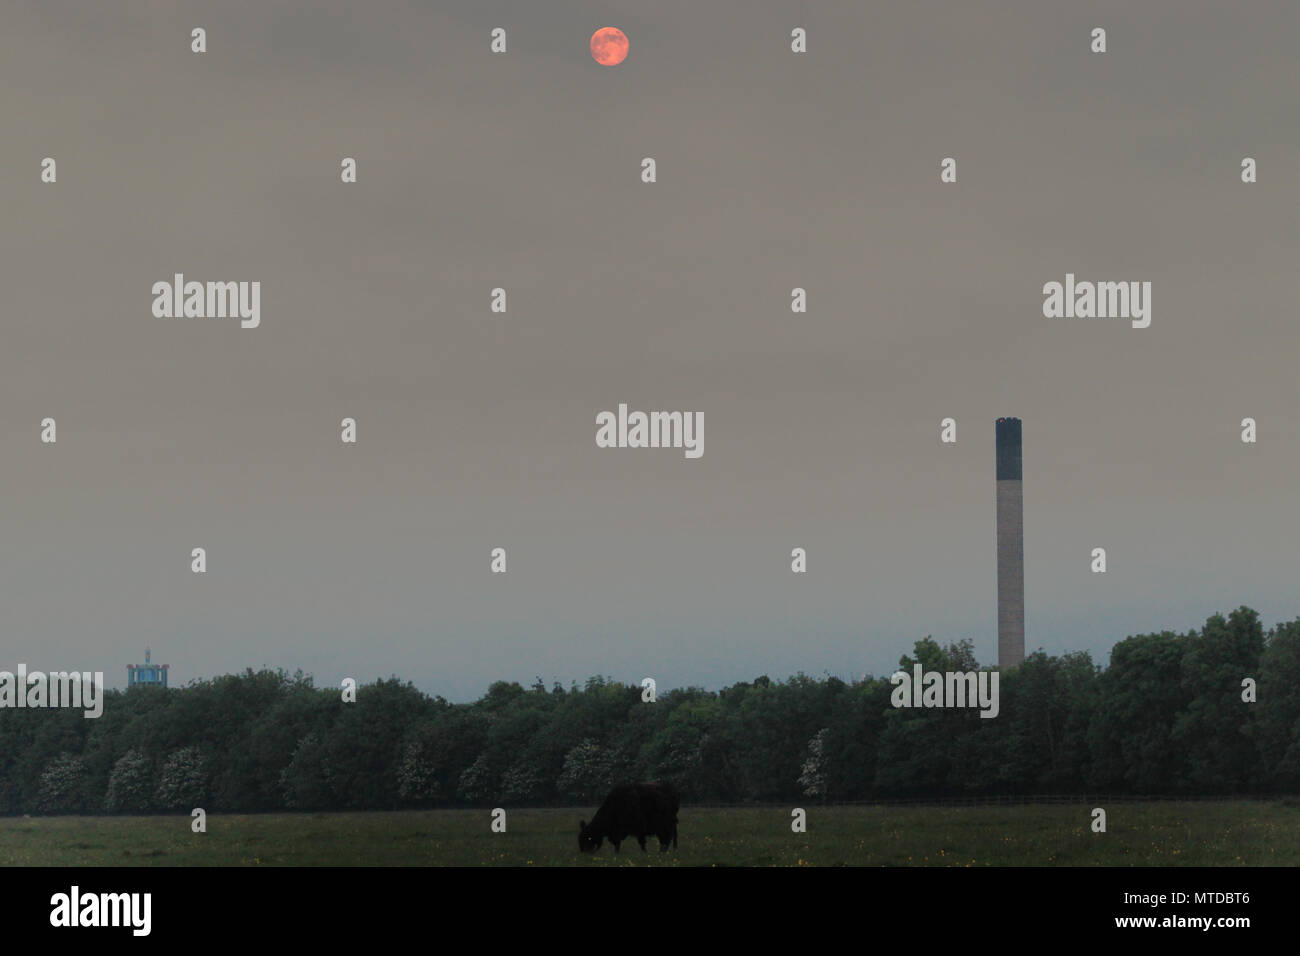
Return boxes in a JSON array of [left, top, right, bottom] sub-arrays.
[[3, 1, 1297, 700]]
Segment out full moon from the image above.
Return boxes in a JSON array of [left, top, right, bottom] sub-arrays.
[[590, 27, 628, 66]]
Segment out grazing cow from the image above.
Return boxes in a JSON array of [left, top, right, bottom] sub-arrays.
[[579, 782, 679, 853]]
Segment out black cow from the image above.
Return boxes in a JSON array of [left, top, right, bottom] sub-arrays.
[[578, 782, 679, 854]]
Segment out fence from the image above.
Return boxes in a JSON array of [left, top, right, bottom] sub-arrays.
[[676, 793, 1283, 809]]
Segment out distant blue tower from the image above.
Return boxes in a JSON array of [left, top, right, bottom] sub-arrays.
[[127, 647, 169, 687]]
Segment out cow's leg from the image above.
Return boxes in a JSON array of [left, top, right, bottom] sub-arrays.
[[611, 839, 620, 854], [638, 835, 647, 852]]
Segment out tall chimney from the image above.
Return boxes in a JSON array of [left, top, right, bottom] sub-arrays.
[[996, 418, 1024, 669]]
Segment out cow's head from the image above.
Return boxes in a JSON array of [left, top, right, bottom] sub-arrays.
[[578, 820, 602, 853]]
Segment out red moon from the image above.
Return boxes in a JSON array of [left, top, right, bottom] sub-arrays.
[[590, 27, 628, 66]]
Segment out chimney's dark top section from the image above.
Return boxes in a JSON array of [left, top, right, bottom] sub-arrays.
[[996, 417, 1022, 481]]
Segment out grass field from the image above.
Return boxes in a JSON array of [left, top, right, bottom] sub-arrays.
[[1, 802, 1295, 866]]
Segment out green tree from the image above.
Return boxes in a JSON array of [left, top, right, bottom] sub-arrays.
[[557, 738, 615, 803], [154, 746, 208, 809], [104, 749, 153, 812], [1088, 630, 1191, 793], [797, 728, 830, 800], [36, 753, 90, 814], [1173, 608, 1266, 791], [1258, 618, 1300, 789]]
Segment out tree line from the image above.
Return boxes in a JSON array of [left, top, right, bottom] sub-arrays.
[[2, 606, 1296, 815]]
